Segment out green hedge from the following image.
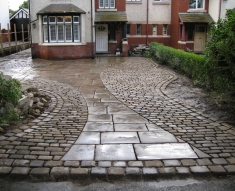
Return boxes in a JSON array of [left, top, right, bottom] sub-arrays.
[[148, 42, 235, 110], [149, 42, 207, 85]]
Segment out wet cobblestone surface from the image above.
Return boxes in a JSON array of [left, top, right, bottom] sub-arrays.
[[0, 50, 235, 181]]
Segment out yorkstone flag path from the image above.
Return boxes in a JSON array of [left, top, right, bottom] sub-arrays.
[[0, 49, 235, 181]]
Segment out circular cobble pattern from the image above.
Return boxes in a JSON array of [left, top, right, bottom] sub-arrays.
[[0, 77, 87, 177], [101, 57, 235, 158]]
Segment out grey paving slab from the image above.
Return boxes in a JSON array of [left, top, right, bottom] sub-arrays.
[[75, 132, 100, 144], [95, 144, 136, 161], [114, 124, 148, 131], [88, 107, 107, 115], [108, 105, 136, 114], [61, 145, 95, 161], [146, 124, 166, 131], [113, 114, 148, 123], [88, 114, 112, 122], [138, 131, 178, 143], [83, 122, 114, 132], [134, 143, 198, 160], [101, 132, 140, 144]]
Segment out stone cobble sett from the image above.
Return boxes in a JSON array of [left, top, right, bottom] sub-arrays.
[[1, 55, 235, 180]]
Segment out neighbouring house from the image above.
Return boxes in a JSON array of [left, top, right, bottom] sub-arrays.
[[30, 0, 94, 59], [170, 0, 214, 53], [30, 0, 229, 59], [0, 0, 10, 42], [10, 8, 29, 42], [94, 0, 128, 54], [126, 0, 172, 49]]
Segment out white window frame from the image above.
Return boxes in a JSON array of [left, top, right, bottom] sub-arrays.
[[126, 0, 141, 2], [152, 24, 157, 35], [43, 15, 81, 43], [136, 24, 141, 35], [99, 0, 115, 8], [189, 0, 205, 10], [153, 0, 167, 2], [163, 24, 168, 35]]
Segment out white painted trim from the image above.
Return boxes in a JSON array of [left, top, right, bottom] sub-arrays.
[[97, 9, 117, 12], [40, 43, 87, 46], [178, 41, 187, 44]]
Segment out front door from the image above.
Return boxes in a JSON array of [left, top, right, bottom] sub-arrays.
[[194, 25, 206, 52], [96, 24, 108, 52]]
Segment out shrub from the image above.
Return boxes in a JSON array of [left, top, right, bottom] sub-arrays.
[[148, 42, 206, 84], [0, 72, 22, 124]]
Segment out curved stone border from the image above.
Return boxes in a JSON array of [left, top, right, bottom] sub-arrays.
[[0, 77, 88, 180]]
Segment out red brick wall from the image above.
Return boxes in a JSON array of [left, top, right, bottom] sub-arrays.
[[1, 30, 10, 42], [95, 0, 126, 11], [171, 0, 210, 50], [32, 43, 93, 59], [127, 37, 170, 50]]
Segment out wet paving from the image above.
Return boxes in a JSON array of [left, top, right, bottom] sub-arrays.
[[0, 49, 235, 179]]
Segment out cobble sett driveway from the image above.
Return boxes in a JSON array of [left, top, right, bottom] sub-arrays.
[[0, 50, 235, 181]]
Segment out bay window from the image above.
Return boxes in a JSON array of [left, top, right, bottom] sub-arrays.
[[189, 0, 204, 9], [43, 15, 81, 43]]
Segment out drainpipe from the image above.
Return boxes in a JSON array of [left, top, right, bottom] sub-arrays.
[[219, 0, 222, 19], [29, 0, 34, 59], [146, 0, 149, 45], [91, 0, 94, 58]]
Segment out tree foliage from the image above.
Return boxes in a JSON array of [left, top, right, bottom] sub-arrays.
[[19, 0, 29, 9], [203, 9, 235, 92]]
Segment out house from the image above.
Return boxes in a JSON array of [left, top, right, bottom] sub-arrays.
[[126, 0, 172, 49], [30, 0, 229, 59], [0, 0, 10, 42], [170, 0, 214, 53], [10, 8, 29, 42], [30, 0, 94, 59]]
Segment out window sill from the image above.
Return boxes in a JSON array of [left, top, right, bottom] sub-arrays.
[[41, 42, 85, 46], [97, 9, 117, 12], [109, 40, 117, 43], [126, 2, 142, 4], [187, 9, 207, 13], [152, 2, 170, 5]]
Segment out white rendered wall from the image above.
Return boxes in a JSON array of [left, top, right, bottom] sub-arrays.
[[209, 0, 220, 23], [126, 0, 171, 24], [30, 0, 94, 44], [221, 0, 235, 19], [0, 0, 10, 29]]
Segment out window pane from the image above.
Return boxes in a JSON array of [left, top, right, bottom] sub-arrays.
[[126, 24, 130, 35], [137, 24, 141, 35], [50, 25, 56, 41], [74, 16, 79, 23], [110, 0, 115, 8], [198, 0, 204, 9], [57, 16, 63, 23], [65, 16, 72, 23], [189, 0, 196, 9], [163, 24, 167, 35], [196, 25, 205, 32], [66, 25, 72, 41], [49, 16, 56, 23], [74, 24, 80, 41], [58, 25, 64, 41], [153, 24, 157, 35], [43, 16, 47, 24], [105, 0, 109, 8], [43, 25, 48, 42], [99, 0, 104, 8]]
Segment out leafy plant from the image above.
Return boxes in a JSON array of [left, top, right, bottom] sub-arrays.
[[0, 72, 22, 124]]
